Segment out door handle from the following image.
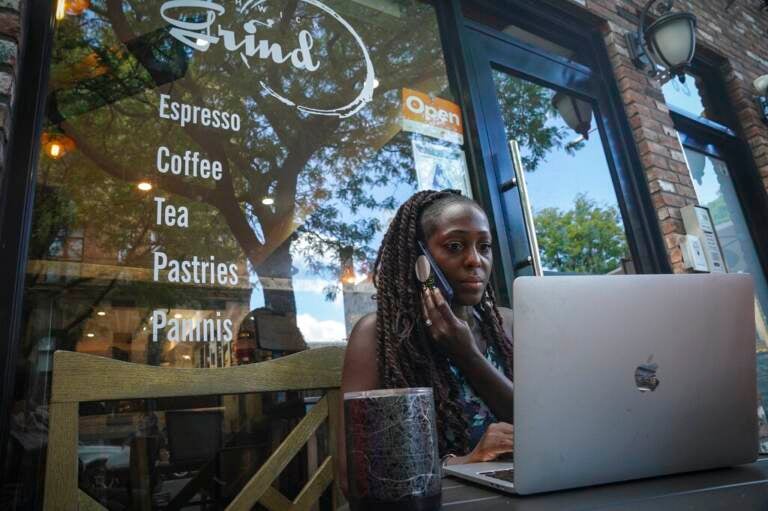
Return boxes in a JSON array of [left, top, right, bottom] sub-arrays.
[[508, 140, 543, 277]]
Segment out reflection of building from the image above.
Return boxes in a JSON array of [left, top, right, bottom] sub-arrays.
[[342, 280, 377, 339], [24, 216, 253, 369]]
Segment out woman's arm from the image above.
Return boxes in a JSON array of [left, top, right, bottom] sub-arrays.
[[337, 312, 379, 495], [423, 287, 515, 423]]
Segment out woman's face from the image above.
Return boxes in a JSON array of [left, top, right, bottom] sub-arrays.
[[424, 202, 493, 306]]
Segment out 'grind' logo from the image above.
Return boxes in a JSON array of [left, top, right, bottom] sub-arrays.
[[160, 0, 376, 118]]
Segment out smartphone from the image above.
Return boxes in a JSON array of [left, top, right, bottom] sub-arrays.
[[417, 240, 483, 321], [416, 240, 454, 303]]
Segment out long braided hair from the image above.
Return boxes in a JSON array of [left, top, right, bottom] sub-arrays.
[[372, 190, 514, 455]]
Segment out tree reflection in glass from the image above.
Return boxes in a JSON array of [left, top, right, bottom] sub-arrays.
[[27, 0, 457, 368]]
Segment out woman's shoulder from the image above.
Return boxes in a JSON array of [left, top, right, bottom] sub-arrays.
[[343, 312, 379, 390], [350, 312, 377, 339], [346, 312, 378, 356]]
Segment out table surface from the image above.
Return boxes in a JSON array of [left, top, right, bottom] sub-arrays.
[[441, 458, 768, 510]]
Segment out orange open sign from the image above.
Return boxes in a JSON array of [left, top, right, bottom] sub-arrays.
[[402, 88, 464, 144]]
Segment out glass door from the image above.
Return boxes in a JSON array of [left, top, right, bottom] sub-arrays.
[[489, 70, 630, 276], [679, 135, 768, 448], [464, 23, 655, 293]]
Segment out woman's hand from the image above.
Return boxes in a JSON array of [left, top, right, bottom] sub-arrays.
[[468, 422, 514, 463], [421, 287, 481, 361]]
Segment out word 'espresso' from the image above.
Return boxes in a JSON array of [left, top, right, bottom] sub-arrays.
[[159, 94, 240, 131]]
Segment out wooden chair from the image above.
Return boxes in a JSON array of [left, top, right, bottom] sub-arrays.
[[42, 346, 345, 511]]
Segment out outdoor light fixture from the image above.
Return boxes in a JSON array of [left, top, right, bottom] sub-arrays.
[[625, 0, 697, 83], [552, 92, 593, 140], [41, 132, 75, 159], [754, 74, 768, 125]]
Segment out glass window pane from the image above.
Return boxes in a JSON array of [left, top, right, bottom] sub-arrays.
[[682, 146, 768, 450], [662, 73, 729, 127], [491, 70, 631, 275], [8, 1, 470, 507]]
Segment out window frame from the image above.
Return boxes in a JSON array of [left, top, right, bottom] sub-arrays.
[[668, 54, 768, 283], [0, 0, 57, 473]]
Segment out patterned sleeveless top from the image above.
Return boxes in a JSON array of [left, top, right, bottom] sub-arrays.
[[446, 344, 508, 450]]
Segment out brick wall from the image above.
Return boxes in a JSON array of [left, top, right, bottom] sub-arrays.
[[0, 0, 20, 180], [583, 0, 768, 272]]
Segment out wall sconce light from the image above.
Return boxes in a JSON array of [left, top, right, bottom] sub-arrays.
[[552, 92, 593, 140], [625, 0, 697, 83], [754, 74, 768, 125]]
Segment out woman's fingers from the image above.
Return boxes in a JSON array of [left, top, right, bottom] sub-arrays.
[[431, 287, 458, 324], [422, 288, 446, 335], [487, 423, 514, 451], [472, 424, 514, 462], [420, 288, 430, 324]]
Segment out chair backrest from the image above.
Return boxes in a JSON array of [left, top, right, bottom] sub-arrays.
[[165, 409, 224, 466], [43, 346, 345, 511]]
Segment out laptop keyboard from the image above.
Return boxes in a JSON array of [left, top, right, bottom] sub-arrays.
[[479, 468, 515, 483]]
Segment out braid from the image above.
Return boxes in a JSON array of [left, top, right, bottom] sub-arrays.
[[372, 190, 512, 455], [479, 285, 514, 380]]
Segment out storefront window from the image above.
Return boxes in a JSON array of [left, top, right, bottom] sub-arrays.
[[7, 0, 471, 507], [662, 73, 730, 127], [682, 147, 768, 450]]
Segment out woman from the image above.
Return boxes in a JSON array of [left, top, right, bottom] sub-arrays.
[[341, 189, 515, 479]]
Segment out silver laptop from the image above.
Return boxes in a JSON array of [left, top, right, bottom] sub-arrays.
[[444, 274, 758, 495]]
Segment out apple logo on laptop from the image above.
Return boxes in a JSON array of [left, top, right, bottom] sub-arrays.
[[635, 356, 660, 392]]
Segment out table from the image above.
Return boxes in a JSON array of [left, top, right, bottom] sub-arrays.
[[441, 458, 768, 510]]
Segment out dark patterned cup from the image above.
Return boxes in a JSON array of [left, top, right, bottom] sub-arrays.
[[344, 388, 441, 511]]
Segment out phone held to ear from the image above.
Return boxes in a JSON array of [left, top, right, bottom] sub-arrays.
[[415, 241, 483, 322], [416, 240, 455, 303]]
